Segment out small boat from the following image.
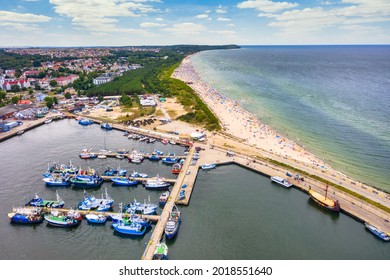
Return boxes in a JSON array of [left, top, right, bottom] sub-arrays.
[[44, 211, 80, 227], [169, 140, 176, 145], [98, 154, 107, 159], [25, 191, 65, 208], [149, 152, 160, 161], [70, 175, 104, 189], [365, 223, 390, 241], [178, 189, 185, 200], [102, 167, 118, 176], [8, 208, 44, 224], [111, 177, 138, 187], [161, 139, 169, 145], [116, 155, 125, 159], [165, 204, 181, 239], [308, 186, 340, 212], [201, 163, 216, 170], [159, 191, 170, 206], [85, 214, 107, 224], [148, 138, 157, 143], [16, 130, 24, 135], [43, 174, 72, 187], [130, 171, 148, 178], [152, 243, 168, 260], [79, 153, 97, 159], [162, 157, 178, 164], [144, 177, 170, 190], [112, 221, 147, 236], [44, 118, 52, 124], [78, 189, 114, 211], [139, 136, 149, 141], [123, 131, 129, 136], [78, 118, 94, 126], [100, 123, 112, 130], [172, 163, 182, 174], [271, 176, 293, 188]]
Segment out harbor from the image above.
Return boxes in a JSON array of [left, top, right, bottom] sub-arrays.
[[1, 118, 390, 260]]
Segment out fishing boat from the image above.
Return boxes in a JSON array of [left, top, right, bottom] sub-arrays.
[[78, 189, 114, 211], [16, 130, 24, 135], [44, 118, 52, 124], [78, 118, 94, 126], [112, 221, 147, 236], [79, 152, 97, 159], [149, 152, 160, 161], [130, 171, 148, 178], [70, 175, 104, 188], [85, 214, 107, 224], [201, 163, 216, 170], [271, 176, 293, 188], [111, 177, 138, 187], [171, 163, 182, 174], [8, 208, 44, 224], [44, 211, 80, 227], [169, 140, 176, 145], [43, 174, 72, 187], [308, 186, 340, 212], [162, 156, 178, 164], [159, 191, 170, 206], [152, 243, 168, 260], [365, 223, 390, 241], [25, 191, 65, 208], [144, 177, 170, 190], [161, 139, 169, 145], [164, 204, 181, 239], [148, 138, 157, 143], [102, 167, 118, 176], [100, 123, 112, 130], [97, 154, 107, 159]]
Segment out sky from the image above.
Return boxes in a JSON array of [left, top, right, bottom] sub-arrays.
[[0, 0, 389, 46]]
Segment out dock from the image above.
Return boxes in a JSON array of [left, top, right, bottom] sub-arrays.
[[142, 146, 195, 260]]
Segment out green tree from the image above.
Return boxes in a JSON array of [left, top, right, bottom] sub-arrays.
[[50, 80, 58, 87], [44, 96, 54, 108], [64, 92, 71, 99], [32, 60, 41, 67], [98, 95, 104, 102], [35, 84, 41, 90], [120, 94, 132, 107], [38, 72, 46, 79], [11, 95, 20, 104], [10, 84, 21, 92], [53, 96, 58, 105], [28, 88, 34, 95]]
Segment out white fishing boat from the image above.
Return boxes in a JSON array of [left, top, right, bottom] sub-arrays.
[[271, 176, 293, 188]]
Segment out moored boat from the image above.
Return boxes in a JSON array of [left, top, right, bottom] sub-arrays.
[[152, 243, 168, 260], [308, 186, 340, 212], [44, 211, 80, 227], [112, 221, 147, 236], [70, 175, 104, 189], [171, 163, 182, 174], [8, 208, 43, 224], [78, 189, 114, 211], [25, 191, 65, 208], [271, 176, 293, 188], [159, 191, 170, 206], [86, 214, 107, 224], [78, 118, 94, 126], [201, 163, 216, 170], [43, 174, 72, 187], [365, 223, 390, 241], [100, 123, 113, 130], [164, 204, 181, 239], [144, 177, 170, 190], [111, 177, 138, 187]]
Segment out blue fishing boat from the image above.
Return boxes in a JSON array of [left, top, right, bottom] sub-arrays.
[[78, 189, 114, 211], [149, 152, 160, 161], [162, 156, 178, 164], [164, 204, 181, 239], [365, 223, 390, 241], [112, 221, 147, 236], [201, 163, 216, 170], [111, 177, 138, 186], [100, 123, 112, 130], [25, 191, 65, 208], [85, 214, 107, 224], [102, 167, 118, 176], [70, 175, 104, 189], [130, 171, 148, 178], [43, 174, 72, 187], [8, 208, 44, 224], [78, 118, 94, 126]]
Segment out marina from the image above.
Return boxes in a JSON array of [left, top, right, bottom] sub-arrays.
[[1, 119, 390, 260]]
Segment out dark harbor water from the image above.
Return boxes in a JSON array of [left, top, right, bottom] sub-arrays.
[[191, 46, 390, 191], [0, 121, 389, 259]]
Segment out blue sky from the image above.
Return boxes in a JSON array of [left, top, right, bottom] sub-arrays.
[[0, 0, 389, 46]]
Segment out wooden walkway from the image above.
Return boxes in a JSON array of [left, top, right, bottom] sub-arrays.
[[141, 146, 195, 260]]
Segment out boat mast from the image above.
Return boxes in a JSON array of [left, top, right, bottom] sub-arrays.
[[325, 181, 329, 199]]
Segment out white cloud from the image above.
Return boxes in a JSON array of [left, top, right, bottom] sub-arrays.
[[237, 0, 299, 13], [155, 17, 164, 21], [217, 17, 231, 21], [164, 23, 205, 35], [140, 22, 166, 27], [21, 0, 41, 2], [50, 0, 159, 33], [321, 1, 335, 5], [196, 14, 210, 19], [227, 23, 236, 27], [212, 30, 236, 35], [0, 10, 51, 23], [216, 5, 228, 14]]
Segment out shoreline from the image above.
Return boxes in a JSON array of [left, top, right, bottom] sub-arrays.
[[172, 54, 390, 199]]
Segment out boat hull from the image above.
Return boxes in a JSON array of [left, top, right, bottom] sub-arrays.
[[112, 223, 146, 236], [365, 223, 390, 241], [44, 216, 79, 228], [309, 191, 340, 213], [10, 214, 43, 224]]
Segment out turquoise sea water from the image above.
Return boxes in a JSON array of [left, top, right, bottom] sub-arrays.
[[191, 46, 390, 191]]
